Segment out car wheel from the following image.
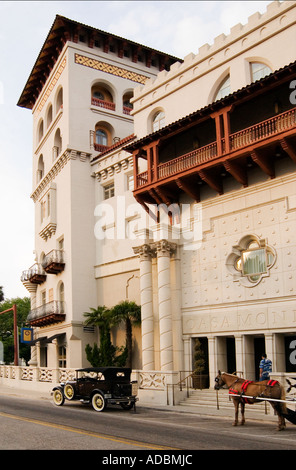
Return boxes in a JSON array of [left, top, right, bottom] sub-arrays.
[[64, 384, 75, 400], [120, 401, 134, 410], [52, 388, 65, 406], [91, 393, 106, 412]]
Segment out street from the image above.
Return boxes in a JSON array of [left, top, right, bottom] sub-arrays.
[[0, 393, 296, 453]]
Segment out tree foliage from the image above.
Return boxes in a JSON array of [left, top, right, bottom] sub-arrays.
[[0, 297, 31, 364], [193, 338, 205, 374], [110, 301, 141, 368], [84, 306, 128, 367]]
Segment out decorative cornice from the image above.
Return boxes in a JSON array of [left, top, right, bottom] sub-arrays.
[[31, 148, 91, 202]]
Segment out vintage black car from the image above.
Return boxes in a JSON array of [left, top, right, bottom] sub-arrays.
[[52, 367, 138, 412]]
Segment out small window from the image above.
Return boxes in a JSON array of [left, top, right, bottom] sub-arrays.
[[58, 346, 67, 368], [152, 111, 165, 132], [251, 63, 272, 82], [46, 104, 53, 129], [38, 119, 44, 143], [58, 238, 64, 250], [41, 290, 46, 305], [127, 174, 134, 191], [235, 241, 275, 283], [96, 129, 108, 146], [93, 91, 104, 100], [104, 183, 115, 200], [59, 282, 65, 302], [56, 88, 63, 113], [214, 76, 231, 101]]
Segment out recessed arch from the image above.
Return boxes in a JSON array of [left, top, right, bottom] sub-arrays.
[[46, 103, 53, 129], [208, 70, 230, 104], [37, 118, 44, 143], [55, 86, 63, 114]]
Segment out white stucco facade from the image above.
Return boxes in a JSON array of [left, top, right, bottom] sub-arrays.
[[19, 2, 296, 391]]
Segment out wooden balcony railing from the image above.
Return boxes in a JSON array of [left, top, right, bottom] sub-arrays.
[[135, 107, 296, 190], [158, 142, 217, 180], [91, 97, 115, 111], [230, 108, 296, 151]]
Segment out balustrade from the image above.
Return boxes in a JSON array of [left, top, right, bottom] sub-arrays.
[[27, 301, 65, 326], [134, 107, 296, 190], [91, 97, 115, 111], [42, 249, 65, 274]]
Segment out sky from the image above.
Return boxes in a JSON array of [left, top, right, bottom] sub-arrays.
[[0, 0, 272, 299]]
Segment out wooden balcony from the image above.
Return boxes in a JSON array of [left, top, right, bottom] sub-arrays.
[[21, 264, 46, 285], [133, 107, 296, 204], [27, 301, 65, 327], [42, 249, 65, 274]]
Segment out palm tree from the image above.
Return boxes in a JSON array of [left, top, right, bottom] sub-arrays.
[[83, 306, 127, 366], [84, 306, 115, 366], [110, 301, 141, 368]]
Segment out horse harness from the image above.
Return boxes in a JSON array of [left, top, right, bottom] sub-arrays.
[[229, 379, 279, 404]]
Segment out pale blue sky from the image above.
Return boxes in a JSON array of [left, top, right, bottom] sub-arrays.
[[0, 1, 271, 298]]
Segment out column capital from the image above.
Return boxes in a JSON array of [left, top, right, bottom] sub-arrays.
[[133, 243, 156, 260], [151, 239, 177, 257]]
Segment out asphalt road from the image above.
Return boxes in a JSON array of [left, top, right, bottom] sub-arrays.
[[0, 394, 296, 453]]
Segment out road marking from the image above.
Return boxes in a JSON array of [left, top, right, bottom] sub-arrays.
[[0, 411, 177, 450]]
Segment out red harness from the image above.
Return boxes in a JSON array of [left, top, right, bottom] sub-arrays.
[[229, 380, 253, 403], [229, 379, 279, 403]]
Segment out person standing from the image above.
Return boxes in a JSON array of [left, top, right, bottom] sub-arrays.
[[259, 353, 272, 381]]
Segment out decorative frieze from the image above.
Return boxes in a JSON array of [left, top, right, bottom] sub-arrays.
[[75, 53, 149, 85]]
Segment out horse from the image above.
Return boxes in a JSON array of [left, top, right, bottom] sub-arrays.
[[214, 371, 287, 431]]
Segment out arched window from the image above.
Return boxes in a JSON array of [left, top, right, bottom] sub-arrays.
[[123, 91, 133, 115], [46, 104, 53, 129], [38, 119, 44, 143], [53, 128, 62, 160], [93, 91, 104, 100], [251, 62, 272, 82], [56, 88, 63, 114], [152, 111, 165, 132], [91, 84, 115, 110], [59, 282, 65, 303], [37, 155, 44, 183], [214, 76, 231, 101], [96, 129, 108, 146]]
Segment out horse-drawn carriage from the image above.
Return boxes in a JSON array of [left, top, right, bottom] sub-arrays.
[[214, 371, 296, 430]]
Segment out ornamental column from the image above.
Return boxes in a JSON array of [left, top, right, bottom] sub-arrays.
[[153, 240, 176, 371], [133, 243, 155, 370]]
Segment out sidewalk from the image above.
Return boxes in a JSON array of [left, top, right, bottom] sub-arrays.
[[0, 382, 282, 424]]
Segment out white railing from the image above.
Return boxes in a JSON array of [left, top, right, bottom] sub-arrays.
[[0, 366, 183, 405]]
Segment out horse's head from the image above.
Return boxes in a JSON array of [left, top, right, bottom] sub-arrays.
[[214, 370, 226, 390]]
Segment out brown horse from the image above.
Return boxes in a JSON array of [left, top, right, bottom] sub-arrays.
[[214, 371, 287, 430]]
